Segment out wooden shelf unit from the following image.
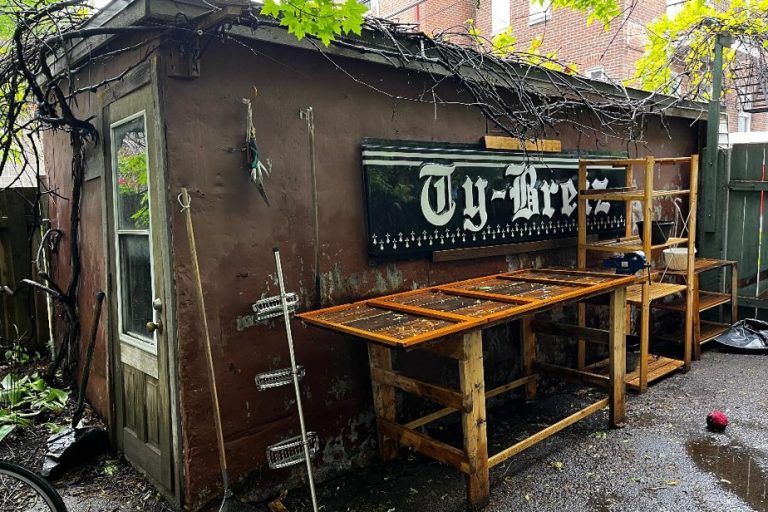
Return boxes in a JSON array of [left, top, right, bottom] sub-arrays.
[[585, 354, 685, 391], [577, 155, 699, 393], [658, 258, 738, 359]]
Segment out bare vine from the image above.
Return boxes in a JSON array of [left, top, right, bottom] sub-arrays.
[[2, 0, 763, 381]]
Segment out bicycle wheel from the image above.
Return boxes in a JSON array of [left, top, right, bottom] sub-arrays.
[[0, 460, 67, 512]]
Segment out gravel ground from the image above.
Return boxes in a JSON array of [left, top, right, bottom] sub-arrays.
[[281, 350, 768, 512]]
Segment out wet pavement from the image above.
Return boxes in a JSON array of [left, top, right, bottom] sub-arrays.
[[281, 350, 768, 511]]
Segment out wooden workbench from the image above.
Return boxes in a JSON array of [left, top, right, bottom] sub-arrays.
[[298, 268, 633, 509]]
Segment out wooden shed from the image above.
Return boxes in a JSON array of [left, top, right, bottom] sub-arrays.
[[41, 2, 708, 509]]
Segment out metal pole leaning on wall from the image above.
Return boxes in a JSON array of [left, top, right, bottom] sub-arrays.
[[254, 249, 319, 512]]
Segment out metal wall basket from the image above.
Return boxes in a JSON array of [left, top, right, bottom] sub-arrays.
[[267, 432, 320, 469], [255, 366, 306, 391], [253, 292, 299, 321]]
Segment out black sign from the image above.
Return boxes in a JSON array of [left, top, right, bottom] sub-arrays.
[[363, 139, 626, 259]]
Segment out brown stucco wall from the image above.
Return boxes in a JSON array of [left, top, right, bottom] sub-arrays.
[[158, 35, 701, 509], [44, 127, 111, 416]]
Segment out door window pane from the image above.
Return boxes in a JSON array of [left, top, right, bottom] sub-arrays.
[[113, 117, 149, 230], [119, 234, 153, 340]]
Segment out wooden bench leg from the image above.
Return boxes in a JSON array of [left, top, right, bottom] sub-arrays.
[[520, 316, 537, 400], [638, 283, 650, 394], [577, 303, 586, 370], [459, 330, 489, 510], [609, 287, 627, 427], [368, 344, 398, 461]]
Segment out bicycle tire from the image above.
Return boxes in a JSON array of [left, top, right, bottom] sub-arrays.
[[0, 460, 67, 512]]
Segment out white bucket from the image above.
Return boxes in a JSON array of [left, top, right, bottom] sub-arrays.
[[663, 247, 696, 270]]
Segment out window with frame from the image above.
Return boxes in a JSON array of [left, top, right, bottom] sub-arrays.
[[738, 96, 753, 132], [529, 0, 551, 25], [111, 114, 155, 348], [587, 67, 607, 81], [491, 0, 510, 35], [666, 0, 686, 18]]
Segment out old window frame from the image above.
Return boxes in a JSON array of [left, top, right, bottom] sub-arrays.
[[110, 110, 158, 354]]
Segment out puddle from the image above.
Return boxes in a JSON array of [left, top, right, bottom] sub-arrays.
[[686, 438, 768, 511]]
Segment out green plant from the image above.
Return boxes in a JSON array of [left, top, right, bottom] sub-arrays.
[[634, 0, 768, 97], [0, 373, 69, 443], [103, 460, 117, 477], [3, 345, 30, 364]]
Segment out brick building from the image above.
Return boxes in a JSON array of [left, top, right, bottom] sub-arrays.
[[378, 0, 768, 140]]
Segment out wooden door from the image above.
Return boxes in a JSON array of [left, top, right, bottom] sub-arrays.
[[106, 85, 175, 494]]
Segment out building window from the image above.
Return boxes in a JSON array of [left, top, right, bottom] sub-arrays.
[[587, 67, 607, 81], [666, 0, 686, 18], [492, 0, 510, 35], [738, 96, 753, 132], [529, 0, 552, 25]]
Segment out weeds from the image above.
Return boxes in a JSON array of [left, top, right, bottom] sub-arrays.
[[0, 373, 68, 442]]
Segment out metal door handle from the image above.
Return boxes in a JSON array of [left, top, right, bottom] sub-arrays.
[[146, 320, 163, 334]]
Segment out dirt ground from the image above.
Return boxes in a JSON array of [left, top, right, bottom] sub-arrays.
[[0, 358, 173, 512], [1, 350, 766, 512]]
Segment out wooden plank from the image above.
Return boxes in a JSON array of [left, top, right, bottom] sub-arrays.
[[483, 135, 561, 152], [121, 342, 159, 379], [436, 286, 536, 304], [520, 316, 537, 400], [685, 153, 699, 371], [638, 281, 651, 393], [653, 290, 731, 312], [432, 237, 578, 262], [370, 367, 468, 412], [368, 344, 398, 461], [366, 299, 475, 322], [580, 158, 646, 166], [532, 320, 609, 343], [626, 358, 684, 390], [534, 362, 609, 387], [417, 336, 466, 360], [404, 375, 538, 430], [609, 286, 627, 427], [459, 331, 489, 510], [497, 275, 591, 287], [693, 274, 702, 361], [728, 179, 768, 191], [488, 398, 609, 468], [732, 263, 739, 323], [378, 418, 470, 473]]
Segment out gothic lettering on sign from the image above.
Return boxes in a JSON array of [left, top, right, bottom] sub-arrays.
[[363, 140, 625, 258]]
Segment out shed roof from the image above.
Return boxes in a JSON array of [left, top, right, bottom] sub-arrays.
[[63, 0, 708, 121]]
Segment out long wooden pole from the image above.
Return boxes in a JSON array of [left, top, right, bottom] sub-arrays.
[[180, 188, 230, 493]]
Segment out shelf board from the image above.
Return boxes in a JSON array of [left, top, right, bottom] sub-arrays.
[[584, 354, 685, 390], [700, 320, 731, 344], [656, 320, 730, 345], [579, 189, 690, 201], [665, 258, 737, 276], [626, 282, 687, 304], [582, 236, 688, 253], [654, 291, 732, 313]]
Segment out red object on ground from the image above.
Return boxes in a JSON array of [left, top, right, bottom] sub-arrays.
[[707, 410, 729, 431]]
